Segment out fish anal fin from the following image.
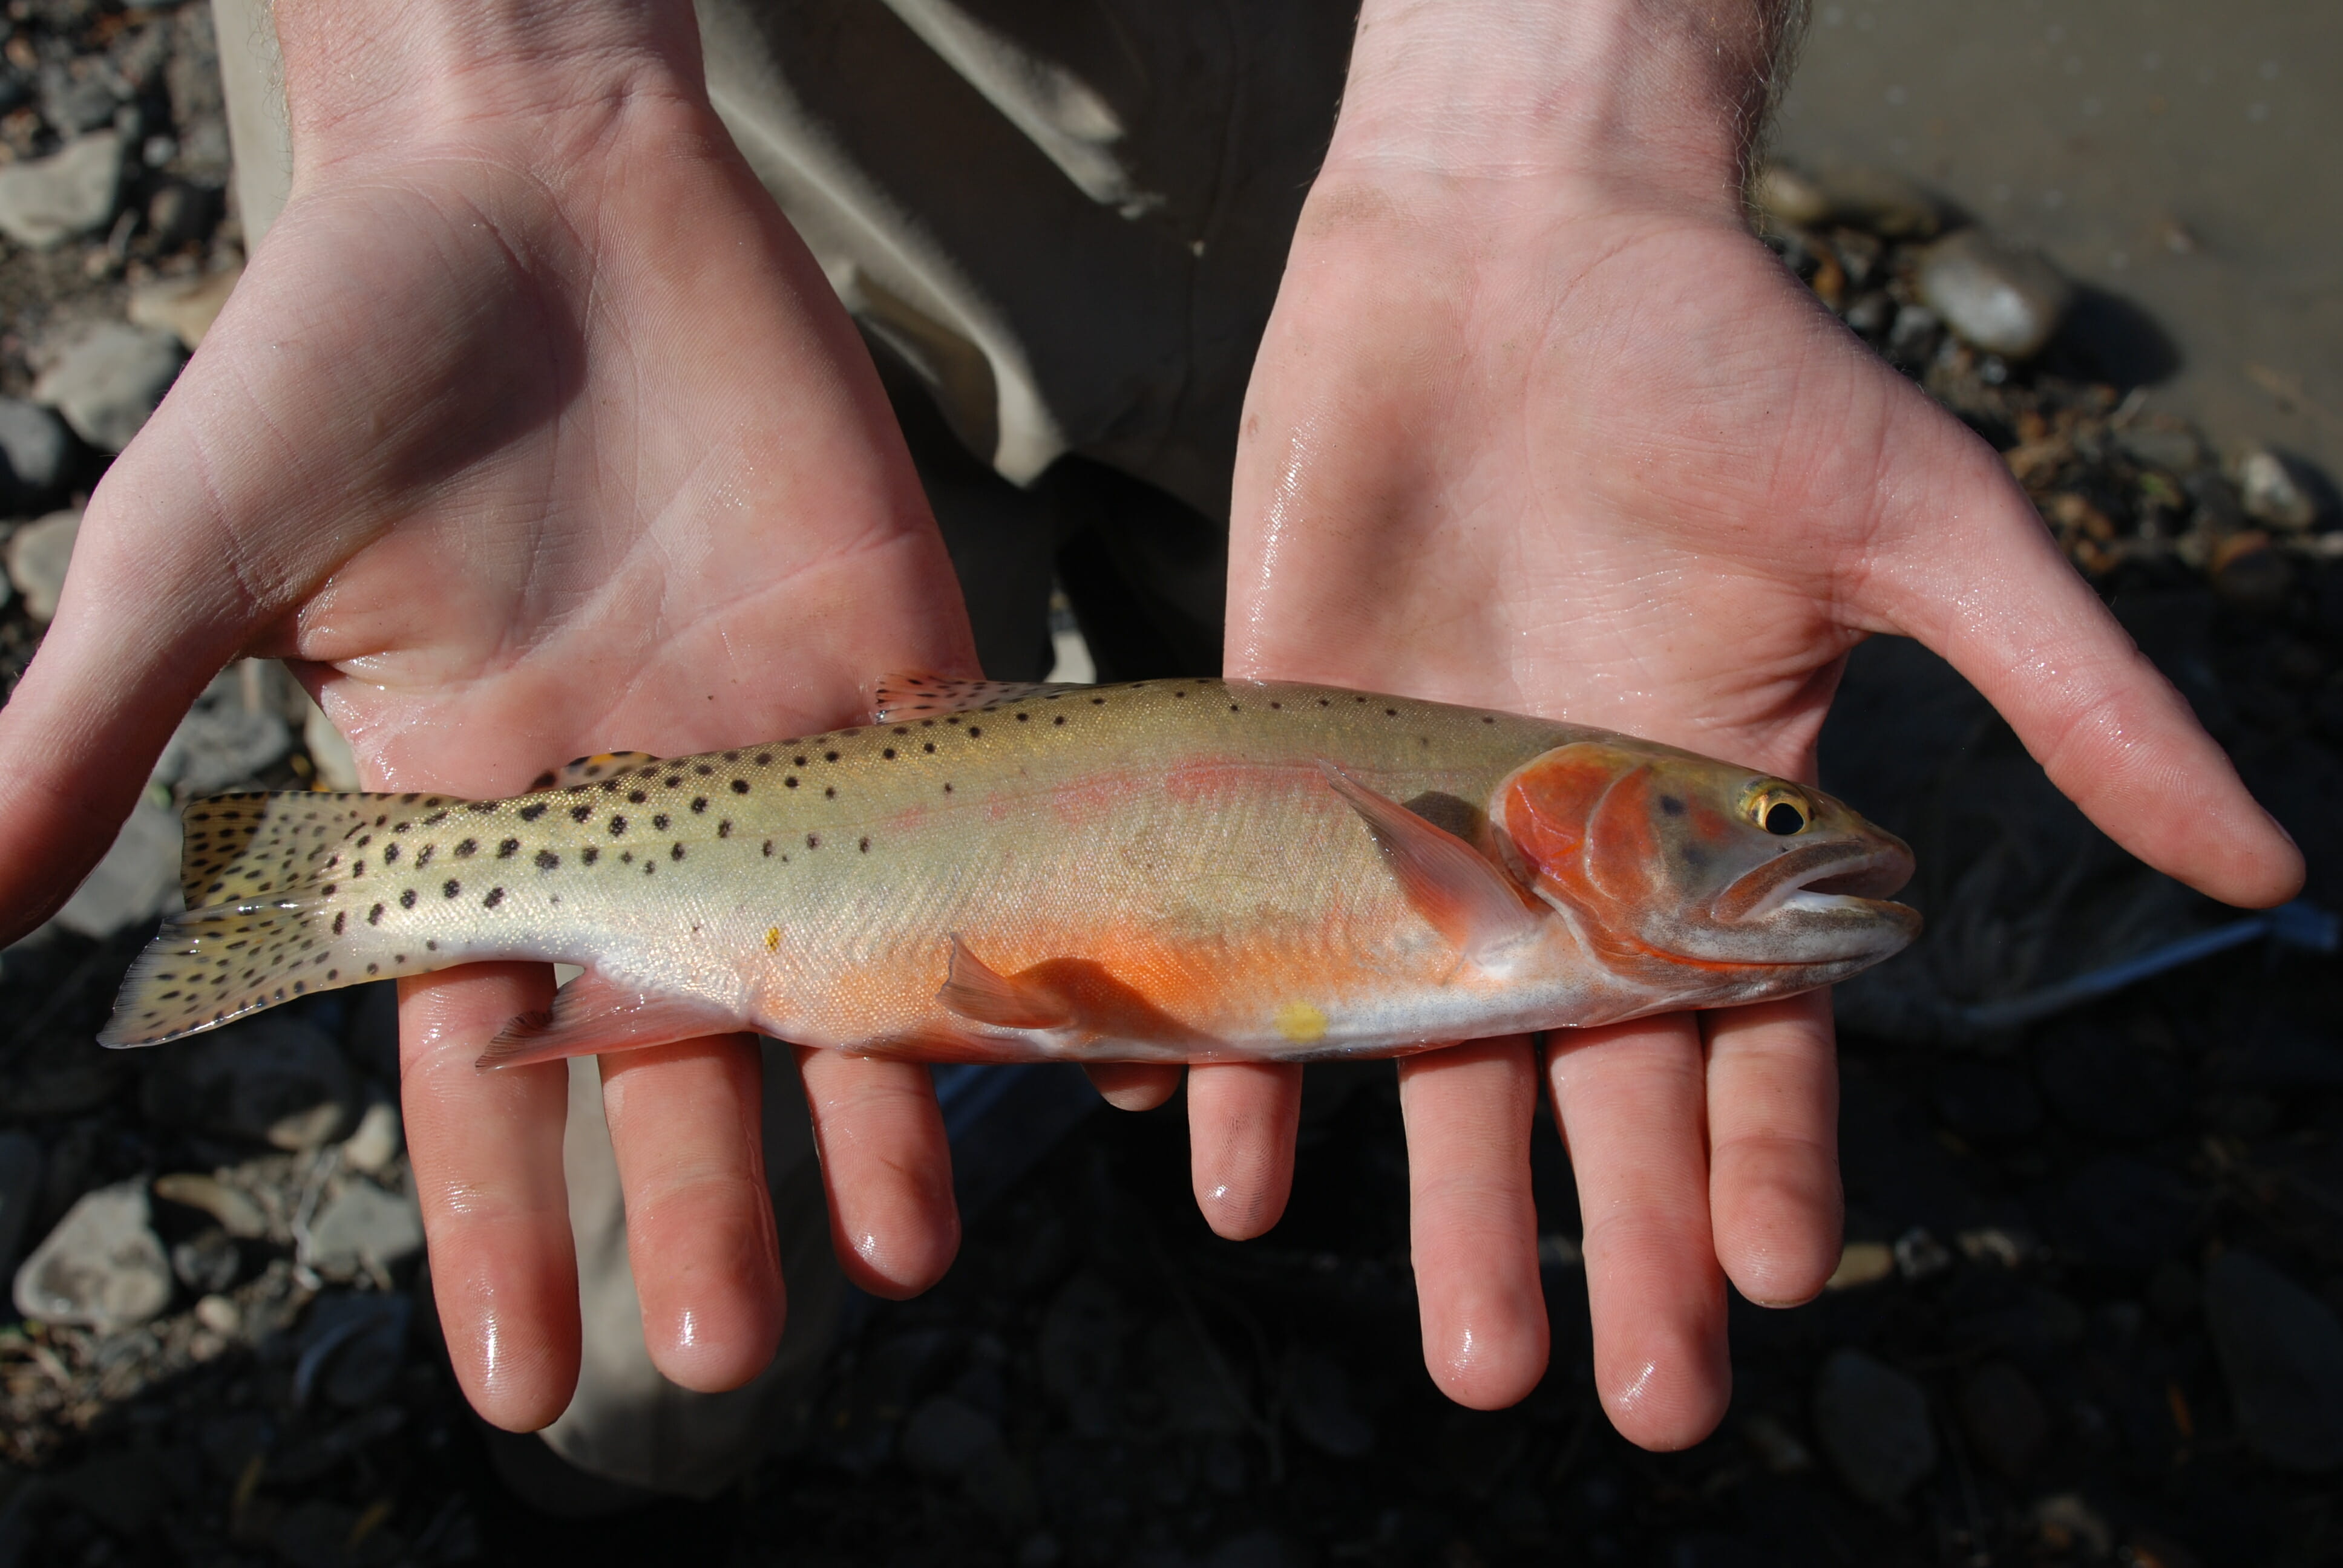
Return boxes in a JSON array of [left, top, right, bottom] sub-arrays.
[[870, 673, 1083, 723], [1317, 760, 1544, 965], [528, 751, 663, 791], [477, 972, 750, 1069], [939, 937, 1073, 1029]]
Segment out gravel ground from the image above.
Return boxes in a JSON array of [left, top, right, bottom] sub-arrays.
[[0, 5, 2339, 1567]]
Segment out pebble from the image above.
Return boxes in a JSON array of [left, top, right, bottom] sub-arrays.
[[0, 129, 122, 249], [2235, 447, 2318, 531], [1917, 229, 2073, 360], [0, 396, 70, 500], [1957, 1361, 2048, 1478], [11, 1178, 174, 1330], [340, 1101, 403, 1175], [126, 261, 239, 350], [4, 507, 78, 622], [32, 321, 186, 451], [193, 1292, 241, 1335], [1885, 303, 1941, 364], [152, 1171, 270, 1238], [2203, 1250, 2343, 1471], [1752, 164, 1831, 227], [2119, 420, 2206, 474], [1824, 1240, 1895, 1290], [304, 1180, 424, 1279], [53, 794, 181, 938], [900, 1394, 1007, 1481], [170, 1227, 240, 1293], [152, 661, 293, 794], [139, 1013, 356, 1150], [0, 1130, 41, 1275], [1812, 1347, 1937, 1509], [39, 66, 121, 136]]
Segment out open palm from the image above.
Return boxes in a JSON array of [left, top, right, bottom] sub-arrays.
[[1221, 174, 2301, 1445]]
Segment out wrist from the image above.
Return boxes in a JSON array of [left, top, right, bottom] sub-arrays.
[[1323, 0, 1801, 217], [270, 0, 709, 168]]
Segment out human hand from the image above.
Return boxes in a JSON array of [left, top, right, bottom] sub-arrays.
[[0, 2, 977, 1429], [1205, 0, 2301, 1447]]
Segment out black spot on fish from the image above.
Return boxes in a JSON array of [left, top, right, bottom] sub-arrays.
[[859, 837, 870, 852], [718, 821, 732, 838], [755, 753, 772, 766], [696, 764, 714, 776], [519, 803, 547, 821], [762, 840, 773, 857], [443, 880, 460, 898], [571, 805, 592, 823], [626, 789, 646, 803], [497, 838, 520, 858], [794, 755, 808, 766], [785, 777, 799, 789], [652, 814, 669, 831], [484, 887, 504, 908], [824, 751, 839, 763], [1659, 795, 1686, 817], [582, 847, 599, 865], [399, 889, 418, 909], [368, 904, 385, 925], [331, 912, 345, 935], [690, 797, 707, 813], [609, 817, 628, 836], [455, 838, 477, 857], [807, 834, 820, 849], [824, 786, 836, 799], [670, 843, 685, 861], [536, 850, 560, 869], [1053, 716, 1066, 726], [382, 843, 401, 864], [968, 728, 981, 738], [885, 745, 899, 756]]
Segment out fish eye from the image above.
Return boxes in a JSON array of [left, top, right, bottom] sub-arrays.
[[1743, 783, 1812, 836]]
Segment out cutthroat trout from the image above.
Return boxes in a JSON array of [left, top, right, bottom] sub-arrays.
[[103, 678, 1919, 1065]]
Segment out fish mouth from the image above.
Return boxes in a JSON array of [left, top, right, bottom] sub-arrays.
[[1711, 836, 1916, 925]]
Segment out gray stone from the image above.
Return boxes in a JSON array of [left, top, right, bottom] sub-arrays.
[[54, 795, 180, 938], [11, 1179, 174, 1329], [152, 1172, 270, 1238], [126, 262, 238, 351], [1956, 1361, 2048, 1478], [900, 1394, 1005, 1480], [1885, 304, 1941, 364], [305, 1180, 424, 1278], [2235, 447, 2319, 531], [0, 130, 121, 248], [0, 397, 69, 495], [153, 662, 293, 794], [340, 1102, 402, 1175], [0, 1131, 41, 1276], [33, 321, 185, 451], [170, 1227, 239, 1293], [1918, 229, 2073, 359], [39, 66, 121, 136], [2119, 420, 2206, 475], [2204, 1250, 2343, 1471], [5, 508, 77, 623], [140, 1013, 356, 1150], [1812, 1347, 1938, 1509], [303, 693, 362, 791]]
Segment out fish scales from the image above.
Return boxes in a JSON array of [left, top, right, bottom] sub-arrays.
[[104, 679, 1921, 1065]]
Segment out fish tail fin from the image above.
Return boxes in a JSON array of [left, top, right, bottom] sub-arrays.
[[104, 788, 458, 1047]]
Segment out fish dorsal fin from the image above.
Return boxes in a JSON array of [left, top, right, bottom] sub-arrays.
[[477, 970, 751, 1068], [1317, 761, 1545, 965], [938, 937, 1074, 1029], [527, 751, 663, 791], [179, 791, 377, 907], [870, 673, 1083, 722]]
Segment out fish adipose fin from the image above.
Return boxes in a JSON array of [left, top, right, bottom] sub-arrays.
[[870, 673, 1083, 722], [1316, 761, 1544, 965], [527, 751, 663, 791], [938, 937, 1073, 1029], [478, 972, 752, 1069]]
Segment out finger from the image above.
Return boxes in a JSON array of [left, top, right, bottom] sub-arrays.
[[1396, 1037, 1547, 1410], [795, 1048, 958, 1298], [597, 1035, 783, 1391], [1083, 1063, 1183, 1111], [1863, 413, 2302, 907], [1186, 1061, 1302, 1239], [1547, 1014, 1729, 1449], [1703, 991, 1841, 1307], [398, 964, 580, 1431]]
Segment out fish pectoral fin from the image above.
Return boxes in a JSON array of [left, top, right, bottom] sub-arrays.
[[526, 751, 664, 791], [476, 972, 752, 1069], [937, 937, 1074, 1030], [870, 672, 1084, 722], [1317, 760, 1545, 965]]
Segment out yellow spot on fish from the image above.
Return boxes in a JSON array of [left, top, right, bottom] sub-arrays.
[[765, 927, 781, 952], [1274, 1001, 1327, 1044]]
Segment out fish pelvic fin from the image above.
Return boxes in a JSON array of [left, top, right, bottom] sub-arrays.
[[938, 936, 1074, 1029], [477, 972, 752, 1069], [1316, 760, 1546, 967], [870, 673, 1084, 722], [937, 939, 1216, 1054]]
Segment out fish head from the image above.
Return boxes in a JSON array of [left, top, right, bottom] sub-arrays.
[[1493, 740, 1920, 988]]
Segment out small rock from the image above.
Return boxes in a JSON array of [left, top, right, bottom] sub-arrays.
[[1885, 303, 1941, 364], [1738, 1413, 1814, 1475], [194, 1292, 240, 1335], [140, 1013, 356, 1149], [1751, 164, 1830, 226], [1957, 1361, 2048, 1478], [33, 321, 185, 451], [1812, 1347, 1937, 1509], [2119, 419, 2206, 475], [152, 1171, 269, 1238], [1792, 165, 1941, 238], [5, 508, 78, 622], [340, 1102, 402, 1175], [0, 129, 122, 248], [2203, 1250, 2343, 1471], [170, 1226, 240, 1293], [305, 1180, 424, 1278], [1918, 229, 2073, 359], [0, 1131, 42, 1275], [54, 794, 181, 938], [303, 692, 363, 791], [1893, 1226, 1952, 1281], [142, 177, 216, 249], [126, 261, 238, 351], [900, 1394, 1005, 1481], [1285, 1348, 1375, 1457], [0, 397, 70, 498], [1824, 1239, 1895, 1290], [39, 67, 121, 136], [2033, 1494, 2115, 1557], [2235, 447, 2319, 531], [153, 661, 293, 794], [11, 1178, 174, 1329]]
